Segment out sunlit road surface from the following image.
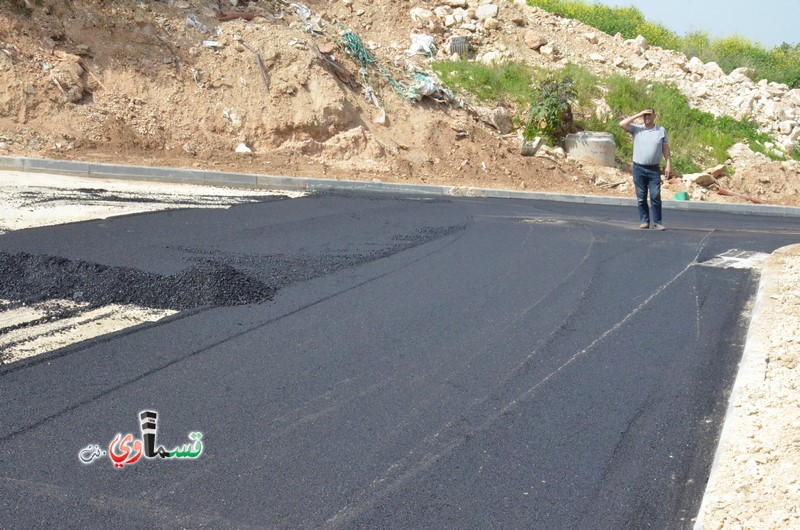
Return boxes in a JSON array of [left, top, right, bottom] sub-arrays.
[[2, 189, 800, 528], [0, 170, 302, 362]]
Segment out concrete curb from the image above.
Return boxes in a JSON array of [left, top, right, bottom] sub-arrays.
[[693, 244, 800, 528], [693, 266, 772, 529], [3, 156, 800, 217]]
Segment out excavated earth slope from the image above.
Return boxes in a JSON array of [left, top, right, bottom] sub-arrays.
[[1, 0, 799, 205]]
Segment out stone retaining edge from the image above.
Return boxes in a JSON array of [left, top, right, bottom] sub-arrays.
[[3, 156, 800, 217]]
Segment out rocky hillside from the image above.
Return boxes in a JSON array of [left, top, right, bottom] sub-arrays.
[[1, 0, 799, 206]]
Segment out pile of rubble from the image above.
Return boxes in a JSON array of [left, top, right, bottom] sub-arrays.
[[402, 1, 799, 156], [0, 0, 798, 206]]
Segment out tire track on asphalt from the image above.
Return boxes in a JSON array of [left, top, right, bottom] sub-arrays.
[[325, 228, 716, 528], [0, 224, 469, 443]]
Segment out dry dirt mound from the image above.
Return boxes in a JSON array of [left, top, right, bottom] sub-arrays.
[[0, 0, 798, 206]]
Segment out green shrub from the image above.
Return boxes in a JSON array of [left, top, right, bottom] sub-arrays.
[[524, 77, 577, 142], [526, 0, 800, 88], [431, 61, 535, 105], [431, 59, 789, 170]]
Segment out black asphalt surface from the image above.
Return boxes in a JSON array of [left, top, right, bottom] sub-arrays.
[[2, 192, 800, 529]]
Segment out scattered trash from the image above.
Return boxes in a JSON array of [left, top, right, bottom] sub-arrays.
[[237, 38, 270, 93], [449, 36, 470, 57], [222, 109, 242, 128], [313, 44, 359, 90], [406, 34, 435, 57], [520, 137, 543, 156], [290, 3, 312, 20], [339, 31, 376, 68], [235, 143, 252, 154], [455, 130, 468, 140], [185, 14, 208, 33], [673, 191, 690, 201], [303, 18, 325, 35], [405, 73, 455, 103], [364, 87, 386, 124], [202, 40, 221, 49], [191, 68, 205, 88], [481, 161, 488, 172]]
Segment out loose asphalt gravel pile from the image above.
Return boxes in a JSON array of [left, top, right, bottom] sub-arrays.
[[0, 226, 464, 312], [0, 251, 276, 310]]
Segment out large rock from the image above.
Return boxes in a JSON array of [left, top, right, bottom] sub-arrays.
[[565, 132, 616, 167], [475, 106, 513, 133], [483, 17, 500, 30], [687, 57, 705, 74], [433, 6, 452, 18], [729, 67, 755, 83], [628, 56, 650, 71], [50, 53, 85, 103], [779, 120, 798, 134], [539, 44, 557, 57], [524, 31, 547, 50], [410, 7, 436, 29], [683, 172, 716, 187], [475, 4, 499, 20], [703, 62, 726, 79], [479, 50, 502, 64]]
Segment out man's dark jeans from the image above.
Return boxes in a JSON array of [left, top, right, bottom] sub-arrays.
[[632, 162, 662, 226]]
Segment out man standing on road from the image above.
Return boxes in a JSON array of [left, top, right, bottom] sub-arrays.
[[619, 108, 672, 230]]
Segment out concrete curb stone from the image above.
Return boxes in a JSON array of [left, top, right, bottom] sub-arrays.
[[3, 156, 800, 217]]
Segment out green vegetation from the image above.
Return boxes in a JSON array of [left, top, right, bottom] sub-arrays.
[[431, 61, 534, 106], [524, 78, 577, 142], [431, 60, 795, 173], [602, 74, 782, 173], [526, 0, 800, 88]]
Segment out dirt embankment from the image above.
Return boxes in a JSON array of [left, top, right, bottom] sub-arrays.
[[1, 0, 798, 206]]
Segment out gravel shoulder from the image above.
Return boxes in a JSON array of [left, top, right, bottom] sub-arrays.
[[696, 243, 800, 529]]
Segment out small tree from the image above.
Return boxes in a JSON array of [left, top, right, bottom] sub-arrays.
[[524, 77, 577, 143]]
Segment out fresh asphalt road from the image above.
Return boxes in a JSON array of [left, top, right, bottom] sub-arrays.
[[1, 192, 799, 529]]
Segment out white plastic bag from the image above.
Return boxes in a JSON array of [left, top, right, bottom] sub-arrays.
[[406, 34, 435, 57]]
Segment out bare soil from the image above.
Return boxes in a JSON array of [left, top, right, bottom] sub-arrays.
[[1, 0, 798, 207]]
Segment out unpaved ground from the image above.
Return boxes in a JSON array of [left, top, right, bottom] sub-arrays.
[[697, 244, 800, 529], [0, 169, 304, 234], [1, 0, 799, 207]]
